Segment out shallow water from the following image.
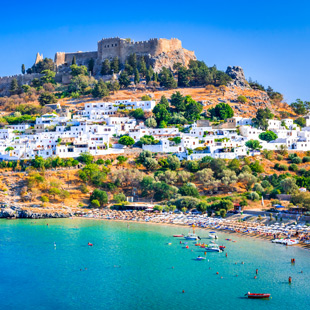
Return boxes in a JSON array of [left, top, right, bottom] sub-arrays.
[[0, 219, 309, 310]]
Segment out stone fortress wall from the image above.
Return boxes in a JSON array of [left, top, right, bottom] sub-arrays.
[[54, 37, 189, 74]]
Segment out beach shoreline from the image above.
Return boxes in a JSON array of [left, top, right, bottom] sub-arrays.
[[75, 216, 310, 251]]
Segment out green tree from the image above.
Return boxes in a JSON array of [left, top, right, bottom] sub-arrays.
[[78, 152, 94, 164], [138, 57, 147, 77], [177, 66, 191, 87], [21, 64, 25, 74], [9, 78, 19, 94], [291, 99, 308, 115], [40, 70, 56, 84], [130, 108, 144, 119], [118, 71, 131, 88], [158, 67, 177, 89], [245, 140, 262, 151], [167, 155, 181, 170], [159, 95, 169, 109], [114, 193, 126, 203], [134, 68, 140, 84], [208, 103, 234, 120], [101, 59, 111, 75], [141, 95, 151, 101], [92, 79, 109, 98], [38, 92, 57, 106], [33, 58, 54, 73], [70, 64, 88, 76], [184, 96, 203, 121], [145, 118, 157, 128], [128, 53, 137, 70], [179, 183, 200, 198], [294, 117, 306, 128], [171, 91, 185, 112], [252, 108, 274, 130], [111, 57, 119, 73], [152, 103, 171, 124], [90, 189, 108, 206], [259, 131, 278, 142], [118, 136, 135, 146], [88, 58, 95, 74], [143, 158, 158, 170]]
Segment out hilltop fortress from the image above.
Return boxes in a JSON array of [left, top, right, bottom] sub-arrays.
[[0, 37, 196, 95], [54, 37, 196, 74]]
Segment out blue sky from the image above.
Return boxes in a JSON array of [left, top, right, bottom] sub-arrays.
[[0, 0, 309, 103]]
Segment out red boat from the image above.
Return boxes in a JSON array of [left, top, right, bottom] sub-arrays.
[[246, 292, 270, 299], [173, 234, 184, 237], [219, 245, 226, 250]]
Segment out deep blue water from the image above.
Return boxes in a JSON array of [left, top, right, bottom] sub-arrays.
[[0, 219, 310, 310]]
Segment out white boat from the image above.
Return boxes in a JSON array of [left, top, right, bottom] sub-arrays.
[[196, 256, 206, 260], [209, 232, 218, 239], [185, 233, 198, 240], [205, 243, 222, 252]]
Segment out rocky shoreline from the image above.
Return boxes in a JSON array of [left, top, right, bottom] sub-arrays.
[[0, 206, 72, 219]]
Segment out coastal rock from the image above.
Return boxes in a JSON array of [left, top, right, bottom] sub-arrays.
[[226, 66, 250, 89], [0, 208, 16, 218]]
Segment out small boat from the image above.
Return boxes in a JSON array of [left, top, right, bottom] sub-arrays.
[[196, 256, 206, 260], [205, 244, 221, 252], [173, 234, 184, 237], [246, 292, 270, 299], [167, 242, 172, 245], [185, 233, 198, 240], [209, 232, 218, 239], [219, 245, 225, 250]]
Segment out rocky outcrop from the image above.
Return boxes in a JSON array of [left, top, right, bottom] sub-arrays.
[[226, 66, 250, 89], [151, 48, 196, 73], [0, 205, 72, 219]]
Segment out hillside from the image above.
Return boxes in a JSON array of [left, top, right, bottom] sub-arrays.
[[58, 85, 295, 119]]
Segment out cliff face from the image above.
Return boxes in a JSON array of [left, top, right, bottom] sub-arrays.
[[151, 48, 196, 73]]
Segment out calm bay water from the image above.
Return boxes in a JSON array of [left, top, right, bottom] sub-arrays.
[[0, 218, 310, 310]]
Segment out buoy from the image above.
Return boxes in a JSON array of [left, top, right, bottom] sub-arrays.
[[182, 290, 185, 293], [204, 252, 206, 256], [216, 272, 219, 275], [180, 241, 182, 244], [289, 276, 292, 284], [254, 276, 257, 279], [225, 253, 228, 257], [186, 245, 189, 249]]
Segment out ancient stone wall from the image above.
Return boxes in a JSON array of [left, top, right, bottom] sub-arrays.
[[55, 51, 98, 68], [0, 73, 43, 96]]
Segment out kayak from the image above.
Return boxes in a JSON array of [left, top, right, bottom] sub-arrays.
[[173, 234, 184, 237], [247, 292, 270, 299]]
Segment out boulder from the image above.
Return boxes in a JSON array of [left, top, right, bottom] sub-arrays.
[[226, 66, 250, 89]]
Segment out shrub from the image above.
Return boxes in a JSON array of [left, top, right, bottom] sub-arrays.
[[113, 193, 126, 203], [220, 209, 227, 218], [248, 192, 260, 201], [280, 164, 288, 171], [289, 164, 299, 172], [276, 155, 283, 161], [80, 184, 89, 193], [91, 199, 100, 208], [303, 156, 310, 163], [41, 195, 49, 203], [292, 157, 302, 164]]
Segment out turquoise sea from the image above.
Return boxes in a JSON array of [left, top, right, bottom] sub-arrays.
[[0, 219, 310, 310]]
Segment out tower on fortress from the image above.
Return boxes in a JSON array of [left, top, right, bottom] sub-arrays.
[[54, 37, 196, 74]]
